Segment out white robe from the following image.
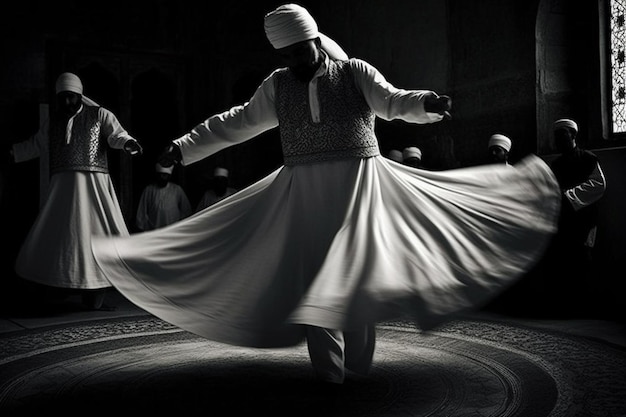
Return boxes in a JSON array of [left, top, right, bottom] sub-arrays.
[[91, 57, 561, 347], [13, 104, 133, 289]]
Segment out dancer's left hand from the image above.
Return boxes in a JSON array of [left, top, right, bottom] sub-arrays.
[[424, 94, 452, 120], [124, 140, 143, 156]]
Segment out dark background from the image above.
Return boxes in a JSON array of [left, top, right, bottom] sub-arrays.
[[0, 0, 623, 318]]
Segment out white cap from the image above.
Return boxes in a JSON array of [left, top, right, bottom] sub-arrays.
[[155, 163, 173, 174], [388, 149, 403, 162], [553, 118, 578, 133], [402, 147, 422, 161], [488, 134, 512, 152], [214, 167, 229, 177]]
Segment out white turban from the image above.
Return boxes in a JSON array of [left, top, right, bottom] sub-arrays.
[[55, 72, 83, 95], [553, 118, 578, 133], [488, 134, 512, 152], [319, 33, 349, 61], [388, 149, 403, 163], [403, 147, 422, 161], [214, 167, 229, 178], [264, 4, 318, 49], [155, 163, 173, 174], [264, 4, 349, 60]]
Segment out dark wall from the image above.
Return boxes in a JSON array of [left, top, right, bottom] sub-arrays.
[[0, 0, 623, 317], [592, 148, 626, 312]]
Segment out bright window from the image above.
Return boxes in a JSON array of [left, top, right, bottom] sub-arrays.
[[610, 0, 626, 133]]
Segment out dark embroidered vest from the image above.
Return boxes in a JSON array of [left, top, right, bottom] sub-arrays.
[[275, 60, 379, 166], [49, 106, 109, 174]]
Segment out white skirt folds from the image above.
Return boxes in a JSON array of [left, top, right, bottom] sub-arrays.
[[17, 171, 129, 289], [92, 155, 560, 347]]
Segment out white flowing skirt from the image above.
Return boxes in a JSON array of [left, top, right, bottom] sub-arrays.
[[16, 171, 129, 289], [92, 155, 560, 347]]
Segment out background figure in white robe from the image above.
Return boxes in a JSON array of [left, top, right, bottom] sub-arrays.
[[195, 167, 238, 212], [91, 4, 560, 385], [136, 163, 192, 231], [10, 72, 142, 310]]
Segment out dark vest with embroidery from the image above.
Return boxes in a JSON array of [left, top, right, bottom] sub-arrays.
[[49, 106, 109, 174], [275, 60, 379, 166]]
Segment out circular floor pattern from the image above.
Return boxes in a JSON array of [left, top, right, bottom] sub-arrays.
[[0, 317, 625, 416]]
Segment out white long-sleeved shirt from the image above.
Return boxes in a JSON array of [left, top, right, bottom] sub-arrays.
[[564, 162, 606, 211], [174, 56, 443, 166]]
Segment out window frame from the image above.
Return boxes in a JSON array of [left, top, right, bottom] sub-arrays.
[[602, 0, 626, 140]]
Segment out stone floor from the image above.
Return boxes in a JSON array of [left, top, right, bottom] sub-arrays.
[[1, 288, 624, 350]]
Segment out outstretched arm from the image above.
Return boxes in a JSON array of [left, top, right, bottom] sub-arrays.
[[168, 74, 279, 167], [349, 58, 451, 124], [100, 108, 143, 156]]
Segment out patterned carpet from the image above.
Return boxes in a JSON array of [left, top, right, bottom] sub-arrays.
[[0, 315, 625, 416]]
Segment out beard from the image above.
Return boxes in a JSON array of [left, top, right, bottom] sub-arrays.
[[290, 64, 318, 82], [214, 185, 227, 196], [290, 53, 322, 83], [59, 103, 81, 119]]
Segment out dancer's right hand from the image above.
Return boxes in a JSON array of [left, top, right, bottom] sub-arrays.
[[158, 143, 182, 167]]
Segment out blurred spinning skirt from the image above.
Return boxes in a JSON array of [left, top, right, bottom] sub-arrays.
[[92, 155, 560, 347]]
